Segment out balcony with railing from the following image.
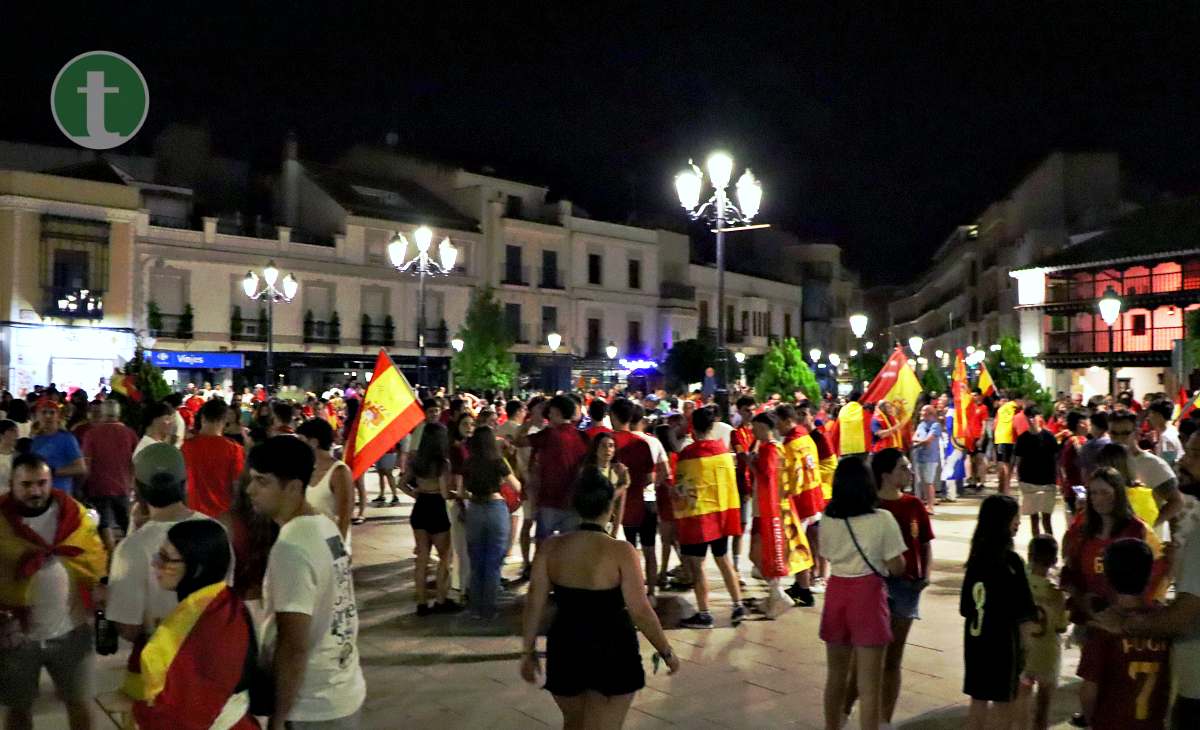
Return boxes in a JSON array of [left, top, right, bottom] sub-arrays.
[[44, 287, 104, 320], [230, 309, 267, 343], [149, 312, 194, 340], [505, 323, 531, 344], [660, 281, 696, 301], [304, 318, 341, 345], [1044, 325, 1183, 357], [537, 267, 566, 290], [417, 322, 449, 348], [360, 321, 395, 347], [501, 265, 530, 286], [1041, 263, 1200, 310]]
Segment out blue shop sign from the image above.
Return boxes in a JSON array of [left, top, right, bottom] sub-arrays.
[[146, 351, 245, 369]]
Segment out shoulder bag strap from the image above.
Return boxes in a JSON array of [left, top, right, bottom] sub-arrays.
[[844, 516, 886, 579]]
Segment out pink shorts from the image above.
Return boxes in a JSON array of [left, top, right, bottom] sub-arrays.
[[819, 574, 892, 647]]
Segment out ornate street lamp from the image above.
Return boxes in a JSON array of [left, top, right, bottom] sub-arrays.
[[242, 260, 299, 390], [677, 151, 764, 420], [547, 332, 562, 353], [1098, 286, 1123, 396], [389, 226, 459, 388]]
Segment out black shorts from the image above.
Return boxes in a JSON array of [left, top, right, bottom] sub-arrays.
[[680, 536, 729, 558], [995, 443, 1014, 464], [622, 502, 658, 548], [410, 492, 451, 534], [88, 494, 129, 533]]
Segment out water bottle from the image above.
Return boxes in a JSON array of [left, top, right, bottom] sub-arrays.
[[94, 578, 118, 656]]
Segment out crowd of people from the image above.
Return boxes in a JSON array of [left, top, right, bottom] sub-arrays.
[[1, 378, 1198, 730]]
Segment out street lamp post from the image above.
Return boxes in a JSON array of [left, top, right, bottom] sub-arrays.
[[547, 332, 562, 392], [677, 152, 764, 420], [849, 313, 868, 386], [605, 341, 618, 389], [389, 226, 459, 390], [1098, 286, 1123, 397], [734, 350, 746, 387], [242, 260, 299, 391]]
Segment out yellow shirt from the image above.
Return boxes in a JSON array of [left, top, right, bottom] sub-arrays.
[[1024, 570, 1067, 678], [994, 402, 1017, 445]]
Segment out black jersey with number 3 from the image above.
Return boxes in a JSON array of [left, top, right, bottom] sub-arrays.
[[960, 550, 1037, 702]]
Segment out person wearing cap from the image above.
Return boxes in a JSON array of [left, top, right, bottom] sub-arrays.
[[30, 397, 87, 496], [107, 443, 221, 686]]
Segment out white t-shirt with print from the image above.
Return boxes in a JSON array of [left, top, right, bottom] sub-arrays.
[[23, 502, 87, 641], [818, 510, 906, 579], [107, 512, 216, 631], [263, 513, 365, 722]]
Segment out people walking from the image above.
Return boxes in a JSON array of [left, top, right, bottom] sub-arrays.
[[462, 425, 520, 619]]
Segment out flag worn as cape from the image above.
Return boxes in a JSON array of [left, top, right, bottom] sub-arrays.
[[976, 361, 996, 397], [344, 350, 424, 481], [951, 350, 973, 451], [860, 347, 924, 448], [673, 439, 742, 545], [752, 441, 790, 578], [826, 401, 872, 456], [127, 583, 258, 730], [0, 490, 106, 618], [1177, 388, 1200, 424], [780, 427, 826, 522]]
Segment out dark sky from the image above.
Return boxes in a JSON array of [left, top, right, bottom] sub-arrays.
[[6, 3, 1200, 284]]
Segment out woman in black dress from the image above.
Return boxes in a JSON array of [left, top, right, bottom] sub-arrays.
[[521, 468, 679, 729]]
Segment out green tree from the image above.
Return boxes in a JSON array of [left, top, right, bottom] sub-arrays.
[[109, 347, 173, 432], [754, 338, 820, 401], [920, 364, 949, 394], [848, 350, 885, 389], [984, 335, 1053, 413], [663, 338, 719, 390], [452, 286, 518, 392]]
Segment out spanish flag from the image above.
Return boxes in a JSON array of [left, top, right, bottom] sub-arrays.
[[951, 350, 973, 451], [344, 350, 424, 481], [860, 346, 924, 447], [781, 427, 826, 521], [825, 401, 872, 456], [673, 439, 742, 545], [0, 490, 107, 618], [976, 361, 996, 397], [1177, 387, 1200, 424]]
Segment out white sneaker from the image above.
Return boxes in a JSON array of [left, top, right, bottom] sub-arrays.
[[764, 583, 793, 619], [810, 578, 827, 594]]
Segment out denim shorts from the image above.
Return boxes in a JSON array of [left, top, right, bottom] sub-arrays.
[[886, 576, 925, 620], [914, 461, 940, 486]]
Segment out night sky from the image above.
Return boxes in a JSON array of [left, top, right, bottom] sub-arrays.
[[5, 4, 1200, 284]]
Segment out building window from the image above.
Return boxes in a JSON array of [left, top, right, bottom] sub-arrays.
[[40, 216, 110, 318], [587, 317, 602, 356], [628, 320, 642, 354], [784, 313, 792, 337], [541, 250, 559, 288], [628, 259, 641, 290], [700, 300, 710, 329], [505, 195, 522, 218], [588, 254, 602, 285], [504, 245, 524, 285], [726, 305, 735, 337], [741, 310, 749, 336], [1131, 313, 1147, 336], [505, 303, 522, 342], [542, 306, 558, 339]]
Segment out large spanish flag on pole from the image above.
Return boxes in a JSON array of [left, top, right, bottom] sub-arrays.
[[951, 349, 973, 451], [344, 350, 424, 481], [673, 439, 742, 545], [860, 346, 924, 445]]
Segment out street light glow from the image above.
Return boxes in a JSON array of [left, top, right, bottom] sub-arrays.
[[865, 341, 874, 350], [1098, 286, 1123, 326], [414, 226, 433, 254], [282, 273, 299, 300], [849, 313, 868, 339], [242, 270, 259, 298], [387, 232, 409, 268], [706, 152, 734, 188], [547, 332, 562, 352], [849, 349, 858, 357], [451, 337, 464, 352], [809, 348, 822, 363], [438, 237, 458, 271], [734, 351, 746, 364], [828, 353, 841, 368], [675, 169, 702, 209], [606, 341, 618, 360], [735, 170, 762, 219], [263, 261, 279, 288]]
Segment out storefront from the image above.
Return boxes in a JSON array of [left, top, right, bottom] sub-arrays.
[[2, 323, 137, 396]]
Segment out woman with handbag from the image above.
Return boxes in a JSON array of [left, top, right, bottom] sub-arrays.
[[463, 426, 522, 619], [129, 519, 258, 729], [818, 456, 907, 730]]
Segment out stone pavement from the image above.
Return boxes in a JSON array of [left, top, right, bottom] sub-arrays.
[[35, 486, 1091, 729]]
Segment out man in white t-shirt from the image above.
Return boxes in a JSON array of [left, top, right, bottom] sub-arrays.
[[134, 401, 177, 458], [107, 443, 217, 646], [250, 435, 365, 729], [1146, 398, 1183, 465], [0, 452, 106, 730], [1110, 411, 1184, 531]]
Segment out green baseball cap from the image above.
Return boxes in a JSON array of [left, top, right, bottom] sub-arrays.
[[133, 442, 186, 487]]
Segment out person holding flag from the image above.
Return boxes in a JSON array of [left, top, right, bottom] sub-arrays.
[[673, 406, 745, 629], [342, 350, 426, 484], [747, 412, 792, 619], [774, 404, 822, 608]]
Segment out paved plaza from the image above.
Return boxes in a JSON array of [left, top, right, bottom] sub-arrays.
[[36, 487, 1090, 729]]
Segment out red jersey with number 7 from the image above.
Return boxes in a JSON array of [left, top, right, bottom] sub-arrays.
[[1077, 616, 1170, 730]]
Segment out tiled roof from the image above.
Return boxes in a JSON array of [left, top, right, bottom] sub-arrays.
[[303, 161, 478, 231], [1031, 196, 1200, 272]]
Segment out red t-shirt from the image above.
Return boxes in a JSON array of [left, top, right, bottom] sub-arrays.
[[584, 425, 612, 440], [528, 423, 589, 509], [81, 422, 138, 498], [731, 426, 756, 497], [181, 434, 245, 517], [612, 430, 654, 526], [967, 403, 989, 440], [1077, 619, 1171, 730], [878, 495, 934, 580]]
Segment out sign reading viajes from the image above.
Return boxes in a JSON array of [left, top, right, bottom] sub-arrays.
[[51, 51, 149, 150]]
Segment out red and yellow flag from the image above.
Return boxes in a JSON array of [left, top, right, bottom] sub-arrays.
[[976, 361, 996, 397], [861, 347, 924, 446], [951, 349, 973, 451], [0, 490, 106, 613], [673, 439, 742, 545], [344, 350, 424, 481], [825, 401, 873, 456], [1176, 387, 1200, 424]]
